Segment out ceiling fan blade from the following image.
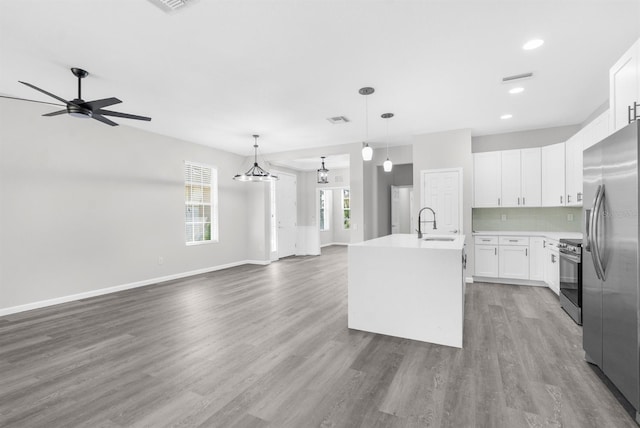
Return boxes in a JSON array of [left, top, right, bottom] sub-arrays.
[[0, 94, 65, 107], [42, 109, 68, 117], [91, 114, 118, 126], [96, 109, 151, 122], [19, 81, 76, 106], [84, 97, 122, 110]]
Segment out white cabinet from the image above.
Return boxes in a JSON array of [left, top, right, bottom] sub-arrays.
[[529, 237, 545, 281], [500, 150, 521, 206], [475, 243, 499, 277], [565, 134, 583, 206], [541, 142, 566, 207], [474, 148, 541, 208], [473, 152, 501, 207], [543, 239, 560, 295], [499, 246, 529, 280], [520, 148, 542, 206], [610, 38, 640, 133]]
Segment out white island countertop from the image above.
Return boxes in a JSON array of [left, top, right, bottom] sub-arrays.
[[348, 233, 467, 348], [349, 233, 466, 250]]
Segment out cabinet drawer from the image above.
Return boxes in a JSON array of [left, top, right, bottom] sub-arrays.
[[499, 236, 530, 246], [474, 236, 498, 245]]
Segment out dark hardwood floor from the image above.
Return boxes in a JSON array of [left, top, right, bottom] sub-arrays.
[[0, 245, 635, 427]]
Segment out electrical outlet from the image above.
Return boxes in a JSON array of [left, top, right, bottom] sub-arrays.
[[501, 214, 507, 221], [158, 256, 164, 265], [567, 213, 574, 221]]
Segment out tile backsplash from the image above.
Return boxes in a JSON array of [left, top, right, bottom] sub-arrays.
[[472, 207, 583, 232]]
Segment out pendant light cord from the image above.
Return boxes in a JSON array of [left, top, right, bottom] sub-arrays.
[[365, 95, 369, 141]]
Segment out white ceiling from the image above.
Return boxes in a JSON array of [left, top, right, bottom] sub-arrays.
[[271, 154, 350, 171], [1, 1, 638, 156]]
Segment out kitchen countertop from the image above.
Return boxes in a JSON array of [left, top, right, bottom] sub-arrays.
[[472, 230, 583, 241], [350, 233, 466, 250]]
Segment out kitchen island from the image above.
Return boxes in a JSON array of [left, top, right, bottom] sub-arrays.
[[348, 233, 466, 348]]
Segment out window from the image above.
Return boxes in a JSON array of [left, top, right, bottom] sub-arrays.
[[184, 161, 218, 245], [319, 189, 332, 231], [342, 188, 350, 229]]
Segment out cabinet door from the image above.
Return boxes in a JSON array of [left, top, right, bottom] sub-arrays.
[[565, 135, 583, 206], [610, 38, 640, 133], [475, 245, 498, 277], [473, 152, 501, 207], [521, 148, 541, 207], [499, 245, 529, 280], [529, 237, 545, 281], [544, 248, 560, 295], [500, 150, 521, 207], [541, 142, 566, 206]]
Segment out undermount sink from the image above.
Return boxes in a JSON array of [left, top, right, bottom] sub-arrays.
[[423, 236, 456, 242]]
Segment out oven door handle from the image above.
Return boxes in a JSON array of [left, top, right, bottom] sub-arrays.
[[560, 252, 581, 264]]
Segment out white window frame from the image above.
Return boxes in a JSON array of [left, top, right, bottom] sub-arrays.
[[342, 188, 350, 230], [184, 161, 219, 245], [319, 189, 332, 231]]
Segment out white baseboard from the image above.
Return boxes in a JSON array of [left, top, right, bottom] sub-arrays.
[[473, 276, 548, 288], [320, 242, 349, 248], [465, 277, 474, 283], [0, 259, 264, 317]]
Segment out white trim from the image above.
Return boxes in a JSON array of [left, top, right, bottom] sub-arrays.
[[473, 276, 547, 287], [0, 260, 266, 317], [321, 242, 349, 248], [465, 276, 474, 283]]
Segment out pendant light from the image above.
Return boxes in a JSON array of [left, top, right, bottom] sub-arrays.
[[359, 87, 374, 161], [317, 156, 329, 184], [233, 135, 278, 182], [382, 112, 394, 172]]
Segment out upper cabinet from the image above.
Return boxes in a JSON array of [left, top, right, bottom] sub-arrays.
[[610, 38, 640, 133], [473, 148, 541, 208], [541, 142, 566, 207], [473, 151, 501, 207], [565, 134, 583, 206]]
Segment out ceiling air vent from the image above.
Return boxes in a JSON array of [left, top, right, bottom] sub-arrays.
[[327, 116, 350, 124], [502, 72, 533, 83], [147, 0, 198, 13]]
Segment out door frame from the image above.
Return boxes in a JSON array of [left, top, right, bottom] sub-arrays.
[[316, 186, 351, 248], [420, 168, 463, 234]]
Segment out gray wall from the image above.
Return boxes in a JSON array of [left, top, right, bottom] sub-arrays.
[[376, 164, 414, 237], [0, 99, 250, 310], [472, 125, 580, 153], [413, 129, 473, 276]]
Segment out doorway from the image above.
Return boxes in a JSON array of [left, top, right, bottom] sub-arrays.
[[318, 187, 351, 247], [420, 168, 462, 235], [276, 172, 297, 258], [391, 185, 414, 234]]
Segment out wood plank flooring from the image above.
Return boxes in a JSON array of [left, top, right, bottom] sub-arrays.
[[0, 245, 635, 427]]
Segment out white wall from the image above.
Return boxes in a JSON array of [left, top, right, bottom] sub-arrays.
[[412, 129, 473, 275], [0, 99, 250, 311]]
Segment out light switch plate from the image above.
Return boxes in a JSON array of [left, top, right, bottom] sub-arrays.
[[567, 213, 574, 221]]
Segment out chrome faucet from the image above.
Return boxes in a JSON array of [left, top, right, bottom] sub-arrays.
[[417, 207, 437, 238]]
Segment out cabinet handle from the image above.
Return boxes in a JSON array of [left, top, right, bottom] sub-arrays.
[[551, 254, 556, 263], [560, 195, 563, 204], [523, 197, 525, 205], [567, 194, 571, 203], [629, 102, 639, 124], [543, 240, 546, 248], [509, 239, 518, 242], [526, 248, 528, 256], [482, 239, 491, 242], [577, 192, 583, 202], [498, 198, 501, 206], [517, 197, 520, 205], [495, 248, 497, 255]]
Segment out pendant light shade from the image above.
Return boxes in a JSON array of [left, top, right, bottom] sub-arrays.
[[317, 156, 329, 184], [359, 87, 375, 161], [382, 112, 394, 173], [233, 135, 278, 182], [361, 143, 373, 161]]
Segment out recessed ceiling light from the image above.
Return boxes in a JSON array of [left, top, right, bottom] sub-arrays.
[[500, 114, 513, 120], [509, 87, 524, 94], [523, 39, 544, 50]]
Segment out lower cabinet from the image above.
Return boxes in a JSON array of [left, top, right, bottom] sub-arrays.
[[529, 237, 545, 281], [543, 240, 561, 295], [475, 244, 498, 277], [498, 245, 529, 280]]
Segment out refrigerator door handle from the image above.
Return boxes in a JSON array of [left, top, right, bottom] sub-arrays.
[[584, 208, 591, 252], [592, 184, 606, 280], [589, 185, 602, 279]]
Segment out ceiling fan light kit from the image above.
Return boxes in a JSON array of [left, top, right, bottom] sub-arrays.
[[1, 67, 152, 126], [233, 135, 278, 182]]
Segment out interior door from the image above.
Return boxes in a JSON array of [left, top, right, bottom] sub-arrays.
[[391, 186, 413, 234], [421, 169, 461, 235], [276, 172, 297, 258]]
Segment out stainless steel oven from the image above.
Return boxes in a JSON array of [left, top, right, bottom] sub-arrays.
[[559, 238, 583, 325]]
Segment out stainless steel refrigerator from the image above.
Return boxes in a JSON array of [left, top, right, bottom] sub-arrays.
[[583, 120, 639, 420]]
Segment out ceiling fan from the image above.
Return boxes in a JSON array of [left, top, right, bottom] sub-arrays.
[[0, 67, 151, 126]]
